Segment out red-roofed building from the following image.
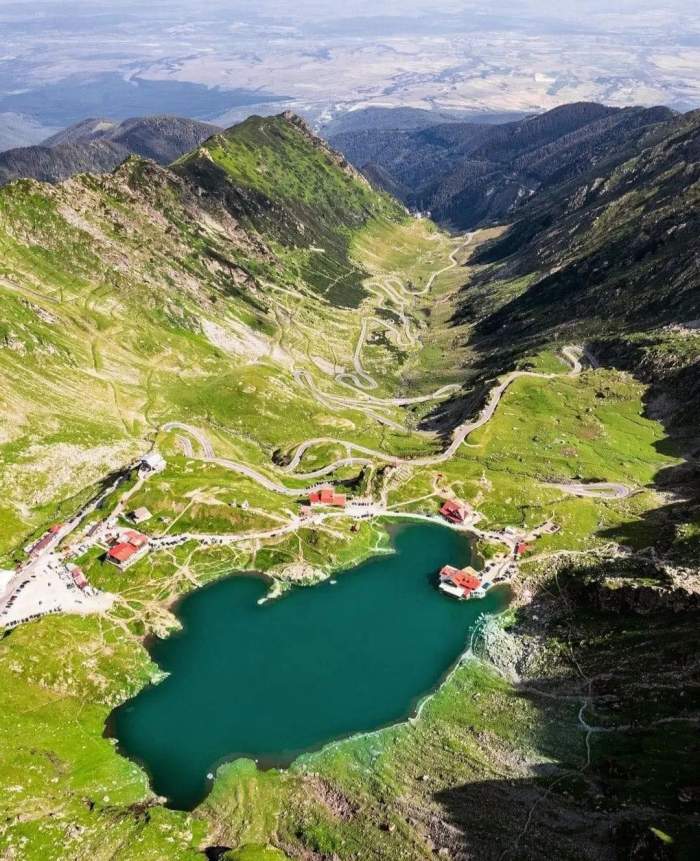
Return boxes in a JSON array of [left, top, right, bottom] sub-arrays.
[[107, 535, 149, 570], [71, 567, 89, 589], [439, 565, 484, 599], [516, 542, 530, 556], [48, 524, 63, 534], [309, 487, 346, 507], [440, 499, 471, 524], [108, 543, 138, 563], [123, 530, 149, 548], [28, 534, 55, 557]]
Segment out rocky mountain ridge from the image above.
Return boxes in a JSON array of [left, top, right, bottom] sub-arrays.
[[0, 115, 221, 187], [331, 101, 677, 228]]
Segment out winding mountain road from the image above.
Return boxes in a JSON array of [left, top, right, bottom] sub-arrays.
[[164, 344, 620, 498], [543, 481, 633, 500], [335, 232, 473, 392], [162, 244, 625, 503], [163, 421, 214, 458], [418, 231, 474, 295]]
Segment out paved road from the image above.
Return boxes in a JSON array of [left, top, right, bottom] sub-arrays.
[[286, 345, 586, 474], [294, 369, 459, 409], [161, 424, 339, 496], [336, 318, 378, 390], [163, 345, 595, 493], [335, 233, 473, 393], [163, 422, 214, 458], [418, 231, 474, 295], [543, 481, 633, 500]]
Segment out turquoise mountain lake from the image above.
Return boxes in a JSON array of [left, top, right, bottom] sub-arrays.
[[111, 522, 509, 809]]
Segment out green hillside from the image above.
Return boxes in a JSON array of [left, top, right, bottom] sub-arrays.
[[0, 110, 698, 860], [176, 112, 403, 306], [0, 114, 422, 557]]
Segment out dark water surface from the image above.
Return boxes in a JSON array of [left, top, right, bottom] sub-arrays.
[[111, 522, 509, 809]]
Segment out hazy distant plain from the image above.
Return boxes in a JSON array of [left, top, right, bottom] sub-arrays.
[[1, 0, 698, 142]]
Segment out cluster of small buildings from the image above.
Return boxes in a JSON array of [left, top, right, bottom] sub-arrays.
[[106, 529, 150, 570], [26, 523, 63, 558]]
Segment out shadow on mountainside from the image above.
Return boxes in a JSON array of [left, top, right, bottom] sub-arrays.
[[419, 331, 700, 860], [593, 343, 700, 569], [430, 574, 700, 860]]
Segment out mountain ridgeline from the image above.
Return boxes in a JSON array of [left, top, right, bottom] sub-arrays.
[[0, 115, 221, 187], [331, 101, 677, 228], [432, 103, 700, 579], [0, 110, 404, 532], [460, 107, 700, 423]]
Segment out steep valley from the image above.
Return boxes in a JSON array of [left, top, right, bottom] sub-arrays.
[[0, 109, 698, 861]]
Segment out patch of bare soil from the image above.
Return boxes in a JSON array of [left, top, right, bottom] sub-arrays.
[[308, 775, 358, 822]]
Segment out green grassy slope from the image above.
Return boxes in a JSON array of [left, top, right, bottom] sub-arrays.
[[0, 114, 418, 559], [444, 109, 700, 561], [176, 113, 403, 307], [0, 113, 472, 859], [0, 110, 697, 860]]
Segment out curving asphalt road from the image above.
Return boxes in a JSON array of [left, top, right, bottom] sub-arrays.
[[334, 232, 473, 392], [418, 231, 474, 296], [162, 421, 214, 458], [543, 481, 633, 500], [285, 345, 586, 474], [161, 245, 624, 501], [164, 344, 607, 494]]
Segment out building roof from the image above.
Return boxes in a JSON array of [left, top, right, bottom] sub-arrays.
[[30, 535, 54, 555], [309, 486, 346, 506], [440, 565, 481, 591], [123, 530, 149, 548], [441, 499, 469, 515], [453, 572, 481, 591], [131, 507, 152, 522], [108, 542, 139, 562], [71, 568, 88, 587]]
